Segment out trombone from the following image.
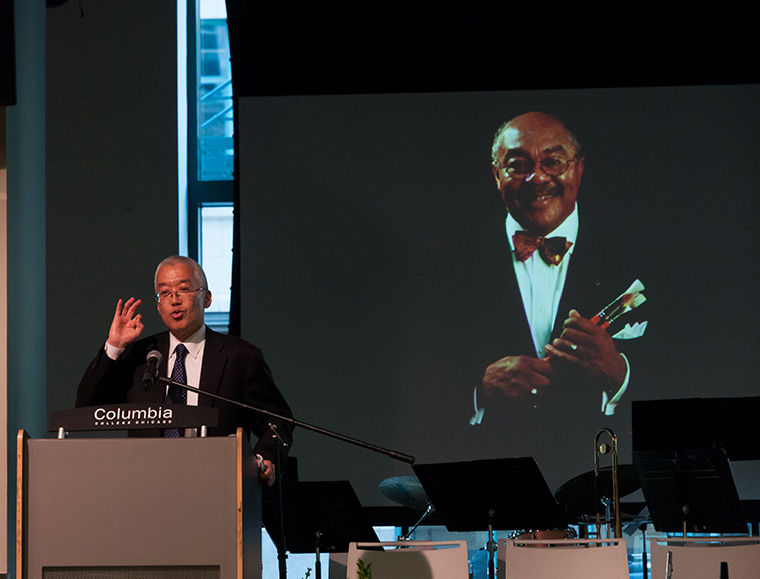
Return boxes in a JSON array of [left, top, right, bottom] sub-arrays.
[[594, 427, 621, 538]]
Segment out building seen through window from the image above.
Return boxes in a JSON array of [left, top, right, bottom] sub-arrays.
[[198, 7, 233, 182], [188, 0, 234, 332]]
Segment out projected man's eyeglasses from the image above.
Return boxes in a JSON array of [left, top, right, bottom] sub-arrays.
[[500, 155, 581, 179]]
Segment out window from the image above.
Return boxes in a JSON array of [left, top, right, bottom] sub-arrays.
[[199, 203, 233, 332], [183, 0, 235, 333], [198, 7, 234, 181]]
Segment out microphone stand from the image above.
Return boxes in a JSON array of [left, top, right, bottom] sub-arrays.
[[156, 376, 416, 579], [269, 422, 288, 579], [156, 376, 416, 465]]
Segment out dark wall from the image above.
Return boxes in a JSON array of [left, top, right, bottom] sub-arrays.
[[224, 2, 759, 98], [45, 1, 179, 416]]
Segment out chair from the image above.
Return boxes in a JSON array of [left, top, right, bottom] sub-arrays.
[[497, 537, 630, 579], [345, 540, 469, 579], [328, 552, 348, 579], [649, 536, 760, 578]]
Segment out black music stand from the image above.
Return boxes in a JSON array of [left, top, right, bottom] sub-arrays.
[[413, 457, 563, 532], [263, 477, 379, 579], [632, 396, 760, 461], [413, 458, 563, 579], [633, 447, 747, 534]]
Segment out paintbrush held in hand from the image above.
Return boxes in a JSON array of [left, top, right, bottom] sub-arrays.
[[590, 279, 646, 330]]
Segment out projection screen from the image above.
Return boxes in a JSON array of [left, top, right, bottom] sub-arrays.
[[238, 84, 760, 508]]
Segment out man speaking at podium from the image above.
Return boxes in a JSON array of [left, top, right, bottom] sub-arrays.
[[76, 255, 293, 486]]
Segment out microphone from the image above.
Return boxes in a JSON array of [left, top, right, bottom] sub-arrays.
[[142, 350, 163, 390]]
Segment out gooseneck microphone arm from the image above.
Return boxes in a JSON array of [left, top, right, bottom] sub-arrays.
[[155, 376, 416, 464]]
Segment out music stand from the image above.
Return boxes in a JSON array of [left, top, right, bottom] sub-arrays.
[[633, 447, 747, 533], [413, 457, 563, 532], [413, 458, 563, 579], [263, 477, 379, 579], [632, 396, 760, 461], [279, 480, 379, 553]]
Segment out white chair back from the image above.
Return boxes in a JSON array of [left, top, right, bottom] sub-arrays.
[[650, 536, 760, 579], [498, 537, 630, 579], [328, 552, 348, 579], [345, 540, 469, 579]]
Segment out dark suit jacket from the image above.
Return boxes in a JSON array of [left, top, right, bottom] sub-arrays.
[[448, 209, 654, 494], [506, 219, 648, 395], [75, 326, 293, 462]]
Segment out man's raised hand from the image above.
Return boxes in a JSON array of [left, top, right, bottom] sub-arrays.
[[107, 297, 144, 349]]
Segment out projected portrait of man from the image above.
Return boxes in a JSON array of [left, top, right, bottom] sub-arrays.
[[471, 111, 648, 427]]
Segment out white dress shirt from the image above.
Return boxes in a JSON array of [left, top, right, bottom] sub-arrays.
[[506, 206, 578, 359], [506, 204, 628, 416]]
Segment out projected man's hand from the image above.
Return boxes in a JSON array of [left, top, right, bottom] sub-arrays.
[[482, 355, 552, 398], [545, 309, 627, 391]]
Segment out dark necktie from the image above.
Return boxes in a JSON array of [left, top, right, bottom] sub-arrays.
[[164, 343, 188, 438], [512, 231, 573, 266]]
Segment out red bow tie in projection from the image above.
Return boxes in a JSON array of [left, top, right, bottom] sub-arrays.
[[512, 231, 573, 266]]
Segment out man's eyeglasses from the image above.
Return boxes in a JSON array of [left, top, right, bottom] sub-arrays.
[[155, 287, 206, 303], [500, 155, 581, 179]]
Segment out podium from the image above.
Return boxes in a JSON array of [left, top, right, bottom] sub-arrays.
[[17, 427, 261, 579]]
